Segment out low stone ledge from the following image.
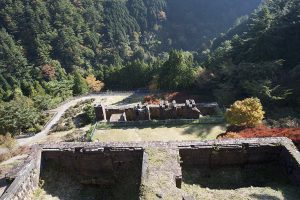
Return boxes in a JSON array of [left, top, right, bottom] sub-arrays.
[[40, 137, 291, 150]]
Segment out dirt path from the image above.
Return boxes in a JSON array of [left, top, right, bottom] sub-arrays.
[[17, 92, 134, 146], [0, 92, 139, 197]]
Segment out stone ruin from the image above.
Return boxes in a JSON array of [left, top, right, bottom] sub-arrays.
[[95, 100, 220, 122], [1, 137, 300, 200]]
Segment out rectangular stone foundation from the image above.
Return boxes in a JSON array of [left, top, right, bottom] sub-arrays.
[[40, 148, 144, 200], [1, 138, 300, 200], [179, 141, 300, 199]]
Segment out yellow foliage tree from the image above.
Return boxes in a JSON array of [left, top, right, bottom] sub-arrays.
[[85, 74, 104, 92], [225, 97, 265, 127]]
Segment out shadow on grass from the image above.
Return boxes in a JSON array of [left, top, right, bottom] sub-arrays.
[[181, 123, 226, 139], [182, 163, 300, 200], [97, 123, 226, 140]]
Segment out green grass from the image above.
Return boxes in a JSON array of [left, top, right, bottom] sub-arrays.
[[92, 123, 226, 142]]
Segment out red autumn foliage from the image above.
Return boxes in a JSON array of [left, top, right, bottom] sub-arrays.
[[144, 92, 205, 104], [162, 92, 203, 103], [143, 95, 161, 105], [219, 125, 300, 148]]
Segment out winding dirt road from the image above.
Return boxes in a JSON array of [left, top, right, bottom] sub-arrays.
[[17, 92, 134, 146], [0, 92, 137, 196]]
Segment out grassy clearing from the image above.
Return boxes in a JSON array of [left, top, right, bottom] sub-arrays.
[[92, 123, 226, 142]]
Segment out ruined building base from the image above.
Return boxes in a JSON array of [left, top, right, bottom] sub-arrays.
[[95, 100, 221, 122], [1, 138, 300, 200]]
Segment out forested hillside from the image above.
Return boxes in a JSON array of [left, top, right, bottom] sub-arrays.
[[4, 0, 300, 135], [199, 0, 300, 117], [0, 0, 260, 97]]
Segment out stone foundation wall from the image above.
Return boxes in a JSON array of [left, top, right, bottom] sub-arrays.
[[42, 148, 144, 185], [279, 140, 300, 186], [1, 138, 300, 199], [179, 144, 283, 167], [95, 101, 220, 122], [1, 147, 41, 200]]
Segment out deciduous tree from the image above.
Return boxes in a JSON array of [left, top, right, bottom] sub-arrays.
[[225, 97, 265, 127], [85, 74, 104, 92]]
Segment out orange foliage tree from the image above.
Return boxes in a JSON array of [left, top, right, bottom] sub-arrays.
[[85, 74, 104, 92], [41, 64, 56, 80]]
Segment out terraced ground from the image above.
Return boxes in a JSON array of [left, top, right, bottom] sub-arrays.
[[93, 124, 226, 142]]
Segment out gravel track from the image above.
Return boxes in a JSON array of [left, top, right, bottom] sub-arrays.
[[17, 92, 134, 146]]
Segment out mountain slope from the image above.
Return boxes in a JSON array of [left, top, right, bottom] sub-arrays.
[[200, 0, 300, 114]]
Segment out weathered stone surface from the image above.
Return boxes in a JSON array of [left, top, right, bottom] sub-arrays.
[[1, 137, 300, 200], [42, 148, 143, 185], [1, 147, 41, 200], [95, 100, 220, 122]]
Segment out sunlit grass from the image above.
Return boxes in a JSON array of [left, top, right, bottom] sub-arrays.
[[93, 123, 226, 142]]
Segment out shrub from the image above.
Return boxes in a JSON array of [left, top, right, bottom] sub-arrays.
[[225, 97, 265, 127], [63, 130, 85, 142], [85, 126, 94, 142], [83, 104, 95, 124], [0, 133, 16, 149]]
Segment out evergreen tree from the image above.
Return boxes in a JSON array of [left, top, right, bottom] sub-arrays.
[[72, 70, 89, 96], [158, 50, 197, 90]]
